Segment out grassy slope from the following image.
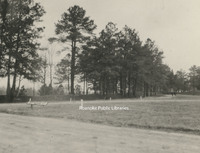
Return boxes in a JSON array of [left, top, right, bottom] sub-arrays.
[[1, 95, 200, 135]]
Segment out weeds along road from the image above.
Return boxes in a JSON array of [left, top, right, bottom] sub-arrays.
[[0, 113, 200, 153]]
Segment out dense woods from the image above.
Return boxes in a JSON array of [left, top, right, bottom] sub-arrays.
[[0, 2, 199, 101], [78, 23, 171, 97]]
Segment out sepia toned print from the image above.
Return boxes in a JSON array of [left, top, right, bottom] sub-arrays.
[[1, 0, 200, 152]]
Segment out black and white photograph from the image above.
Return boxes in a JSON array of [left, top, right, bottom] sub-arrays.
[[0, 0, 200, 152]]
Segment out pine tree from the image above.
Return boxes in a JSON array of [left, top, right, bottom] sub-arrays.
[[55, 5, 96, 94]]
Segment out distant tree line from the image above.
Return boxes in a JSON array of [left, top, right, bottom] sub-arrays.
[[172, 65, 200, 94]]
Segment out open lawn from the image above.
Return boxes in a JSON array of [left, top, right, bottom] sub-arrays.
[[1, 94, 200, 135]]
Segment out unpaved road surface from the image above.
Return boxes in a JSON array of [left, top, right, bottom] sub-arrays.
[[0, 113, 200, 153]]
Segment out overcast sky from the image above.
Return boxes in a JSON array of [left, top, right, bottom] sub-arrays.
[[35, 0, 200, 72]]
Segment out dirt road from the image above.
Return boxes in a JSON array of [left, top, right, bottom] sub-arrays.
[[0, 113, 200, 153]]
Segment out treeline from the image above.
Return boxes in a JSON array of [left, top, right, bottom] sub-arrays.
[[0, 0, 45, 101], [78, 23, 171, 97], [172, 65, 200, 94], [54, 5, 200, 97], [0, 2, 198, 102], [54, 5, 172, 97]]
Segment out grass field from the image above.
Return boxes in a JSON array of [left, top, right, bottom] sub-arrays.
[[1, 94, 200, 135]]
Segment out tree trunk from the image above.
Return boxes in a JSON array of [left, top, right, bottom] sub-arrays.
[[124, 73, 127, 97], [11, 34, 20, 100], [143, 81, 146, 97], [83, 73, 86, 95], [50, 64, 53, 86], [128, 71, 131, 97], [132, 75, 138, 97], [67, 68, 70, 94], [71, 40, 76, 95], [120, 73, 123, 95], [6, 52, 11, 101], [115, 79, 118, 94], [146, 83, 149, 97], [11, 63, 17, 101], [100, 79, 103, 95], [86, 77, 88, 95], [102, 76, 106, 96]]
